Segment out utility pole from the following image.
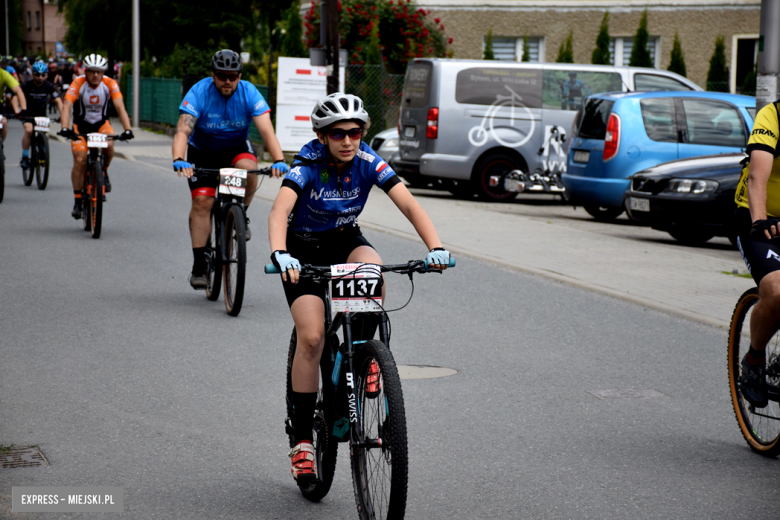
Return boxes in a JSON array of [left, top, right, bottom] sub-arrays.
[[757, 0, 780, 110], [5, 0, 9, 56], [325, 0, 339, 95], [131, 0, 139, 127]]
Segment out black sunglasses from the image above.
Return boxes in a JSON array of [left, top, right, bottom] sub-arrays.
[[215, 72, 239, 82], [328, 128, 363, 141], [33, 73, 46, 77]]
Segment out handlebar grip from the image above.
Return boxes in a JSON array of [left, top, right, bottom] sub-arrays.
[[423, 257, 456, 270], [264, 264, 281, 274]]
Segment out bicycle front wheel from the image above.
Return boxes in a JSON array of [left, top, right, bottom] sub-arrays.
[[22, 148, 33, 186], [0, 147, 5, 203], [223, 205, 246, 316], [286, 328, 338, 501], [89, 156, 104, 239], [351, 339, 408, 520], [36, 133, 49, 190], [728, 287, 780, 456], [205, 211, 222, 301]]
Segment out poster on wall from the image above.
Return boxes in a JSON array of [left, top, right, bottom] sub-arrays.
[[275, 104, 319, 152]]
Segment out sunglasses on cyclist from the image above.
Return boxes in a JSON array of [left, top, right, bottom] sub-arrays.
[[215, 72, 240, 82], [33, 73, 46, 78], [327, 128, 363, 141]]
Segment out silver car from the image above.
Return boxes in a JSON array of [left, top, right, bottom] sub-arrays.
[[370, 128, 399, 164]]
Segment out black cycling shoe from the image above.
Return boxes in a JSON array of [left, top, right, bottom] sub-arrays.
[[189, 272, 208, 290], [245, 217, 251, 241], [104, 172, 112, 193], [20, 156, 30, 170], [741, 355, 769, 408], [71, 201, 82, 220]]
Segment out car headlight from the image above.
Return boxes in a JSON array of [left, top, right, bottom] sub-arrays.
[[383, 137, 399, 149], [663, 178, 719, 194]]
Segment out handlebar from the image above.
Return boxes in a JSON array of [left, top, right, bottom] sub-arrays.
[[18, 116, 61, 123], [263, 258, 456, 276]]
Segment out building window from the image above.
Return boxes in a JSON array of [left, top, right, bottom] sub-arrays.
[[609, 37, 660, 68], [731, 34, 759, 94], [35, 11, 40, 30], [484, 36, 545, 63], [26, 11, 31, 30]]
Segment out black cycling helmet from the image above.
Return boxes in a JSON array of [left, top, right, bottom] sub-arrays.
[[211, 50, 242, 73]]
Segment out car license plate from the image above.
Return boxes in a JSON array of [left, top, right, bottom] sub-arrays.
[[403, 126, 416, 138], [573, 150, 590, 163], [629, 197, 650, 212], [330, 263, 383, 314]]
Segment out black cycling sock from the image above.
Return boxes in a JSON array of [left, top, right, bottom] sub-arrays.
[[747, 345, 767, 366], [73, 190, 81, 201], [192, 247, 207, 275], [292, 391, 317, 445]]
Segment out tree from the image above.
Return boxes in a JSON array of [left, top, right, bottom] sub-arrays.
[[707, 35, 729, 92], [521, 34, 530, 62], [280, 0, 306, 57], [556, 30, 573, 63], [629, 8, 653, 67], [667, 32, 686, 77], [742, 66, 757, 94], [483, 29, 495, 60], [591, 12, 610, 65]]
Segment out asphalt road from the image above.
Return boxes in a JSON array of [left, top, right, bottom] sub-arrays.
[[1, 124, 779, 519]]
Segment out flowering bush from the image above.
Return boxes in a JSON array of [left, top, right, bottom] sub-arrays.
[[304, 0, 453, 74]]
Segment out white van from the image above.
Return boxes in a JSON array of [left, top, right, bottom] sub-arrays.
[[394, 59, 701, 201]]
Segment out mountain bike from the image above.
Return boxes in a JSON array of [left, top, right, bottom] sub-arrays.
[[20, 116, 58, 190], [0, 118, 5, 203], [265, 258, 456, 519], [728, 287, 780, 456], [65, 132, 127, 239], [194, 167, 272, 317]]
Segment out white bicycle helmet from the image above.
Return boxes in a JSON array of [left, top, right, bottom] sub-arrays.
[[311, 93, 370, 131], [83, 53, 107, 71]]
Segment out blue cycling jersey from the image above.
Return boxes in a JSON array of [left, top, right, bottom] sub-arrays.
[[179, 78, 270, 151], [283, 140, 399, 233]]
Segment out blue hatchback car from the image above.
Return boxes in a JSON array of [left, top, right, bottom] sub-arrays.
[[562, 91, 755, 220]]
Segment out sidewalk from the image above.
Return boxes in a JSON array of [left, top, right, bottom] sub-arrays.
[[105, 125, 753, 329]]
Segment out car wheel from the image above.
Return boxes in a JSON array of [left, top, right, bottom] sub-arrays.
[[583, 204, 625, 221], [473, 153, 520, 202], [668, 227, 715, 246]]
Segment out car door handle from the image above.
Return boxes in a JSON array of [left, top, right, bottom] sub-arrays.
[[677, 129, 687, 143]]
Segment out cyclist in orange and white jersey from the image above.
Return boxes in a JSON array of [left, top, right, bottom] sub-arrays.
[[58, 53, 133, 220]]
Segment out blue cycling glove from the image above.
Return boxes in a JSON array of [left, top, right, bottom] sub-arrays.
[[173, 160, 193, 172], [272, 161, 289, 174], [425, 247, 450, 268], [271, 250, 301, 273]]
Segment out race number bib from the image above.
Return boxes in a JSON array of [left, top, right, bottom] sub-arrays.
[[218, 168, 247, 198], [34, 117, 50, 133], [330, 263, 383, 314], [87, 133, 108, 148]]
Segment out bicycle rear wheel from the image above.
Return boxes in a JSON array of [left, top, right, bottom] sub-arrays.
[[89, 156, 104, 239], [351, 339, 408, 520], [36, 133, 49, 190], [205, 210, 222, 301], [728, 287, 780, 456], [223, 205, 246, 316], [286, 328, 338, 501]]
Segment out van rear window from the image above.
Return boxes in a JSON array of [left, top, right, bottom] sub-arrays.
[[542, 70, 622, 111], [577, 98, 614, 139], [402, 62, 432, 109], [455, 67, 542, 108]]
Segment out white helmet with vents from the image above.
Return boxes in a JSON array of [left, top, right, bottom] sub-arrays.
[[83, 53, 107, 71], [311, 93, 370, 131]]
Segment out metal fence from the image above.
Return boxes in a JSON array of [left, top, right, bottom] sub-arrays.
[[126, 66, 405, 145]]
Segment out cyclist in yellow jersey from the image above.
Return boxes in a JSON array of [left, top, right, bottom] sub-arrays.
[[0, 67, 27, 144], [734, 98, 780, 408]]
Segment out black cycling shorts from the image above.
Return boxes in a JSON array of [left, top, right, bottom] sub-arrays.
[[280, 226, 374, 307], [735, 207, 780, 285], [186, 141, 257, 198]]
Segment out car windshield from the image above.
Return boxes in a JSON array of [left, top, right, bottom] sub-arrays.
[[577, 98, 614, 139]]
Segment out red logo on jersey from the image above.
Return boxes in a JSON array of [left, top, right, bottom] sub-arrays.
[[89, 95, 99, 104], [183, 100, 188, 107]]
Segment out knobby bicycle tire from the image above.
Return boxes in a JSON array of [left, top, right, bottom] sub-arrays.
[[728, 287, 780, 456], [0, 146, 5, 203], [351, 339, 408, 520], [90, 156, 104, 239], [36, 133, 49, 190], [223, 205, 247, 316], [22, 145, 33, 186], [285, 327, 338, 502], [205, 210, 222, 301]]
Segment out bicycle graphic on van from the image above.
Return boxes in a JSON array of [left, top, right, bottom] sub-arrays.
[[467, 85, 536, 148]]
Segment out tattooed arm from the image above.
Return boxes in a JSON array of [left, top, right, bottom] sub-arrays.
[[173, 113, 197, 177]]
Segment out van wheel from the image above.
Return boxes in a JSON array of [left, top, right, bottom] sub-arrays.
[[473, 154, 520, 202], [583, 204, 625, 221]]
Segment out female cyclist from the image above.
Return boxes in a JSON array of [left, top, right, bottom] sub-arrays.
[[268, 93, 450, 482]]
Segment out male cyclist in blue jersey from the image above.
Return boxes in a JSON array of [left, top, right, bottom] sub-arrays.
[[267, 92, 450, 483], [172, 49, 288, 289]]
